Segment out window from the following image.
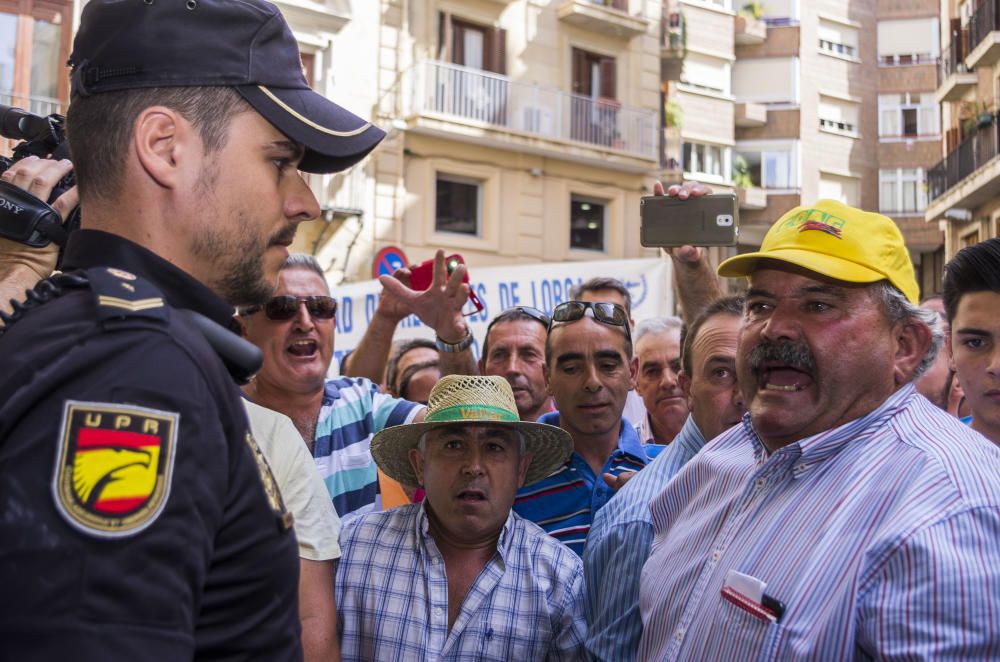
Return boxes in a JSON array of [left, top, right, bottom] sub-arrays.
[[733, 58, 799, 104], [435, 175, 481, 236], [680, 52, 731, 96], [877, 18, 939, 65], [819, 172, 860, 206], [878, 93, 939, 139], [736, 141, 798, 189], [879, 168, 927, 214], [0, 1, 72, 116], [683, 142, 730, 180], [818, 95, 859, 135], [818, 18, 858, 60], [572, 48, 616, 99], [438, 13, 506, 74], [570, 196, 606, 252]]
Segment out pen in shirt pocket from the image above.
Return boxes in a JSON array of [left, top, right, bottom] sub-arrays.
[[721, 569, 786, 623]]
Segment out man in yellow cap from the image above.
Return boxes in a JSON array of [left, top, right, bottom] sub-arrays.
[[638, 200, 1000, 659]]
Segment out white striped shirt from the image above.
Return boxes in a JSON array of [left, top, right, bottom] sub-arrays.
[[639, 385, 1000, 660]]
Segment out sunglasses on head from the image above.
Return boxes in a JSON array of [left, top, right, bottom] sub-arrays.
[[242, 295, 337, 321], [485, 306, 551, 336], [548, 300, 631, 341]]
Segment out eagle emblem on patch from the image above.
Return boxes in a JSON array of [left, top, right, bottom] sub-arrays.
[[53, 401, 178, 537]]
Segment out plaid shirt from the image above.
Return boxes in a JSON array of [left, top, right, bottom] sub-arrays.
[[337, 503, 587, 661]]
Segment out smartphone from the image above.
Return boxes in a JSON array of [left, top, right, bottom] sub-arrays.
[[409, 254, 466, 291], [640, 193, 739, 247]]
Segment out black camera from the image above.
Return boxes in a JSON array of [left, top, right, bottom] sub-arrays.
[[0, 104, 80, 249]]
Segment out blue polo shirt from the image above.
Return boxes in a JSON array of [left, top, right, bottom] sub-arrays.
[[512, 411, 662, 556]]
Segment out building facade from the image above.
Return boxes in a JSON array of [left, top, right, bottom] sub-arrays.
[[926, 0, 1000, 264]]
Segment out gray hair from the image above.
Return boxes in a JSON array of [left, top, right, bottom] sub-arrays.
[[281, 253, 330, 292], [635, 316, 684, 345], [871, 281, 941, 379], [417, 428, 527, 454]]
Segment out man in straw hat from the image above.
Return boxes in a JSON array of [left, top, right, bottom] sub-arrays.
[[639, 199, 1000, 659], [336, 374, 587, 659]]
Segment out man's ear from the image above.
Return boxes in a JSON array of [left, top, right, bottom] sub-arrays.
[[408, 447, 426, 487], [133, 106, 196, 190], [893, 318, 933, 385], [678, 369, 693, 407], [517, 451, 533, 488], [235, 314, 249, 339], [629, 355, 638, 390]]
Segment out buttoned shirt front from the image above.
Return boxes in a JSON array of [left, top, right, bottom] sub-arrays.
[[337, 503, 587, 661], [513, 412, 662, 555], [638, 385, 1000, 660], [584, 415, 707, 661]]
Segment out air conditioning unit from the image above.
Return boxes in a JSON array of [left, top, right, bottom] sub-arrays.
[[522, 105, 554, 134]]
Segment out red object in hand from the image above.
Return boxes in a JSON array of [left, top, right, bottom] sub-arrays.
[[407, 253, 484, 315]]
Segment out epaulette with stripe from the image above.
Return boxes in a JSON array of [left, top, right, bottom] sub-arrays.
[[85, 267, 168, 323]]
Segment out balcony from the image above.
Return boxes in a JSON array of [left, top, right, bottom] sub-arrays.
[[936, 38, 977, 103], [967, 0, 1000, 68], [661, 11, 686, 80], [556, 0, 650, 39], [735, 15, 766, 45], [737, 185, 767, 210], [0, 91, 62, 117], [925, 112, 1000, 221], [405, 60, 659, 165], [735, 102, 767, 127]]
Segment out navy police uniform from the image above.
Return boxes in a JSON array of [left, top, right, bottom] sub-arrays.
[[0, 230, 301, 660]]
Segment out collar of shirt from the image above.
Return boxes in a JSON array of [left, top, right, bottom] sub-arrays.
[[415, 501, 514, 563], [673, 415, 707, 458], [61, 229, 238, 331], [742, 383, 918, 478], [539, 410, 650, 468]]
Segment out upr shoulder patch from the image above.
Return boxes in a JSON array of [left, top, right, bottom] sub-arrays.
[[52, 400, 178, 537]]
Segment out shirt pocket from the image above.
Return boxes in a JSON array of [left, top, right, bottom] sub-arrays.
[[715, 594, 787, 661]]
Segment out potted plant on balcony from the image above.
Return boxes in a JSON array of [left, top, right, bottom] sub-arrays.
[[665, 100, 683, 128], [732, 155, 753, 189], [959, 99, 996, 135], [740, 1, 764, 19]]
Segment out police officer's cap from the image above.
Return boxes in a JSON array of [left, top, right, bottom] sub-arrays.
[[68, 0, 385, 174]]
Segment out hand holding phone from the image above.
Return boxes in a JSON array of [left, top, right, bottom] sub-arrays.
[[407, 253, 484, 314]]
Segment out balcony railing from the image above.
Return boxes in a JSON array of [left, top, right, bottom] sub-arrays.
[[927, 112, 1000, 202], [0, 91, 63, 117], [412, 60, 658, 160], [938, 37, 971, 82], [969, 0, 999, 55]]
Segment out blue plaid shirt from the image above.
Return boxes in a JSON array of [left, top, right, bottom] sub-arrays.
[[336, 503, 587, 661], [584, 415, 707, 661], [512, 412, 662, 556], [639, 385, 1000, 660]]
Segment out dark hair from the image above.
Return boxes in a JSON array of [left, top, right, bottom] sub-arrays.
[[942, 238, 1000, 323], [680, 295, 744, 376], [66, 86, 252, 204], [570, 277, 632, 316], [398, 360, 440, 402], [482, 308, 549, 360], [386, 338, 438, 395]]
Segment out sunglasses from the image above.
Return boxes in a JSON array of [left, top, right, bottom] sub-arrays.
[[242, 295, 337, 321], [548, 300, 631, 341], [485, 306, 551, 336]]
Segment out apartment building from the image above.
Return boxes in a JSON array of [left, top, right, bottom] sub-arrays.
[[926, 0, 1000, 263], [0, 0, 72, 115], [666, 0, 943, 290], [301, 0, 667, 283]]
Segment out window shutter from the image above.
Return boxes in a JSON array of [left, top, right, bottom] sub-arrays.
[[438, 12, 452, 61], [487, 27, 507, 75], [599, 57, 616, 99], [610, 0, 628, 10], [572, 47, 587, 94]]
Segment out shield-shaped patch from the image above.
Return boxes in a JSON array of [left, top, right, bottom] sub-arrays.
[[53, 400, 178, 537]]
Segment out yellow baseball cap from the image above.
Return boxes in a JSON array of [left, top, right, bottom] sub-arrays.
[[718, 199, 920, 303]]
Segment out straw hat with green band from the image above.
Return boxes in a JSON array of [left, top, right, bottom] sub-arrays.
[[718, 199, 920, 304], [370, 375, 573, 487]]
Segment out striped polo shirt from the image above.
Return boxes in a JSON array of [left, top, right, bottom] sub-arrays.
[[312, 377, 422, 523], [512, 411, 663, 556], [639, 385, 1000, 660]]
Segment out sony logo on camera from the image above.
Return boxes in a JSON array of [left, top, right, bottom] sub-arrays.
[[0, 197, 24, 215]]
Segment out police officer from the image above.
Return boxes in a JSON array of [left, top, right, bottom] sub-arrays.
[[0, 1, 384, 659]]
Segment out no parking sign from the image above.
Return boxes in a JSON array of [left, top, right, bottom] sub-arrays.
[[372, 246, 408, 279]]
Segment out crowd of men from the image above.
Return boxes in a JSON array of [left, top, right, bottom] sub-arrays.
[[0, 1, 999, 660]]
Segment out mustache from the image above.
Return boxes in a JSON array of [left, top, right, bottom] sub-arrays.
[[748, 341, 817, 375], [268, 224, 297, 246]]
